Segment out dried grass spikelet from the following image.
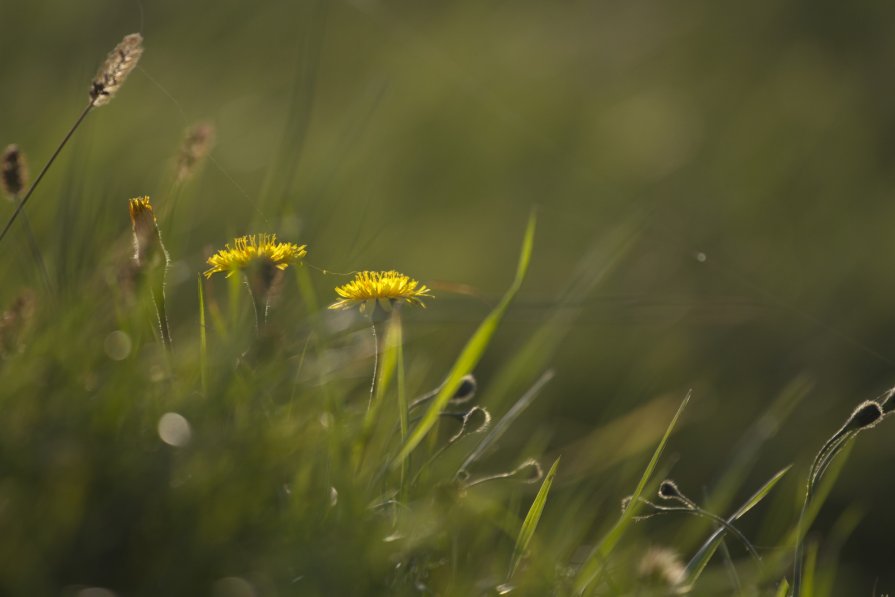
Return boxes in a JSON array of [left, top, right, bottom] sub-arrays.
[[638, 546, 686, 588], [90, 33, 144, 107], [175, 122, 215, 183], [1, 145, 28, 200]]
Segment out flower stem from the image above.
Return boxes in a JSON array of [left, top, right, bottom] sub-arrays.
[[368, 319, 378, 411], [0, 102, 93, 246]]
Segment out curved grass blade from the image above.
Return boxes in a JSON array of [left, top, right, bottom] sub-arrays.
[[776, 579, 790, 597], [458, 369, 554, 475], [682, 465, 791, 586], [508, 456, 560, 580], [572, 389, 691, 595], [393, 211, 536, 466]]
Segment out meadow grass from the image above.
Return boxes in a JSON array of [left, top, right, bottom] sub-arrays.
[[1, 27, 894, 597]]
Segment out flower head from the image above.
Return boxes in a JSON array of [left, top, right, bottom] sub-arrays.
[[329, 270, 433, 313], [204, 233, 307, 279]]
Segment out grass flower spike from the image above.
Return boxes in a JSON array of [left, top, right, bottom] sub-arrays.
[[90, 33, 144, 107], [204, 234, 307, 279], [329, 270, 433, 313], [0, 33, 144, 247]]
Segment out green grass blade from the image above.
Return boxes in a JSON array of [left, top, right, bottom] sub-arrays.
[[508, 456, 560, 580], [459, 369, 554, 475], [573, 389, 692, 594], [227, 270, 242, 326], [295, 264, 319, 316], [198, 274, 208, 396], [802, 541, 818, 597], [734, 465, 792, 519], [393, 211, 536, 466], [682, 465, 791, 585], [776, 579, 791, 597]]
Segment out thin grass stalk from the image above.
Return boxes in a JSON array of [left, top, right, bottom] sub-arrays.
[[198, 275, 208, 395], [2, 32, 143, 245], [573, 390, 691, 595], [2, 145, 52, 293], [244, 275, 265, 336], [632, 496, 761, 562], [19, 213, 52, 294], [682, 466, 791, 588], [0, 103, 93, 246], [792, 399, 885, 595], [368, 319, 378, 411], [151, 270, 172, 351], [508, 456, 561, 581], [394, 310, 408, 501], [396, 211, 537, 466]]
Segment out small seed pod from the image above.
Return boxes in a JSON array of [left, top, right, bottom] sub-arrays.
[[845, 400, 884, 432], [657, 480, 682, 500], [451, 374, 477, 404]]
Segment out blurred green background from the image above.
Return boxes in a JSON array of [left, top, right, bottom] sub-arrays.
[[3, 0, 895, 592]]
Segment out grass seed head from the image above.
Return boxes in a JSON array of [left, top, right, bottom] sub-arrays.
[[1, 145, 28, 200], [657, 480, 683, 501], [90, 33, 144, 107], [845, 400, 884, 432], [450, 374, 478, 405], [175, 122, 216, 183]]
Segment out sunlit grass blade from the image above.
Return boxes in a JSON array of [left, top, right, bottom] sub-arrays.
[[680, 378, 809, 549], [458, 369, 554, 475], [393, 211, 536, 466], [785, 440, 853, 549], [295, 264, 319, 317], [508, 456, 560, 580], [682, 465, 791, 586], [227, 269, 242, 326], [801, 541, 818, 597], [776, 579, 791, 597], [573, 389, 691, 595], [484, 219, 642, 413]]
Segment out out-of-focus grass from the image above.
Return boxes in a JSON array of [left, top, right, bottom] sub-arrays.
[[2, 0, 895, 594]]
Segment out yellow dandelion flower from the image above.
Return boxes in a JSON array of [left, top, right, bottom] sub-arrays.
[[204, 233, 307, 279], [329, 270, 433, 313]]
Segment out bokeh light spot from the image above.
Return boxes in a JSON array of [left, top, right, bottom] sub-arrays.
[[103, 330, 131, 361], [158, 412, 192, 447]]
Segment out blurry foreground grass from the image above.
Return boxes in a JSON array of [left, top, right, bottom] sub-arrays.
[[3, 3, 895, 595]]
